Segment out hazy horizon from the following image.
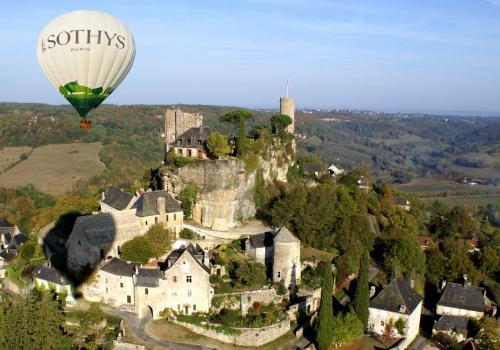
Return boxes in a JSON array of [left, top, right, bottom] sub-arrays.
[[1, 0, 500, 114]]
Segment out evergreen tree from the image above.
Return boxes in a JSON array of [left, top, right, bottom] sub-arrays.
[[315, 261, 334, 350], [219, 109, 253, 157], [353, 250, 370, 328], [31, 291, 69, 350]]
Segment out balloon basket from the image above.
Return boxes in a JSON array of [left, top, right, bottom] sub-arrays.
[[80, 119, 92, 129]]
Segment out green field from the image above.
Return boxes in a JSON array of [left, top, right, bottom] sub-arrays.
[[395, 177, 499, 195], [0, 142, 104, 195]]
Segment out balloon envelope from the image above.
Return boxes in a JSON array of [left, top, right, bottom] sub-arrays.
[[37, 10, 135, 120]]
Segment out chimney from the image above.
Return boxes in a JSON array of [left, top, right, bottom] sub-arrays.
[[157, 196, 167, 223], [410, 280, 415, 289], [369, 285, 376, 298], [441, 280, 447, 291], [463, 274, 468, 287], [134, 265, 139, 275]]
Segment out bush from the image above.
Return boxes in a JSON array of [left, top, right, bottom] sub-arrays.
[[120, 236, 153, 263], [179, 228, 196, 239], [144, 223, 171, 257], [207, 131, 231, 158], [179, 185, 198, 219]]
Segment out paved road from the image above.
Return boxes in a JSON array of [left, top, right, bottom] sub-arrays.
[[103, 306, 217, 350]]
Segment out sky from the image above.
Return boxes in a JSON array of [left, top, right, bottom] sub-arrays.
[[1, 0, 500, 114]]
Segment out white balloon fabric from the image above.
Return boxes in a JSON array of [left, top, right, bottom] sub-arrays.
[[37, 10, 135, 123]]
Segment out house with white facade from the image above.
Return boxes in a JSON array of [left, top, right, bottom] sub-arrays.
[[432, 315, 469, 342], [436, 279, 485, 319], [33, 264, 75, 303], [368, 277, 423, 345]]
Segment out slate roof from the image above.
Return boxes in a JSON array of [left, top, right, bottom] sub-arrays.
[[176, 126, 211, 149], [302, 163, 323, 175], [102, 186, 135, 210], [9, 233, 28, 248], [369, 277, 423, 315], [33, 265, 71, 285], [134, 191, 182, 217], [248, 232, 274, 248], [437, 282, 485, 312], [165, 243, 209, 274], [0, 249, 17, 262], [136, 268, 161, 287], [434, 315, 468, 334], [101, 257, 139, 277], [70, 212, 143, 246], [274, 227, 300, 244], [394, 197, 409, 205]]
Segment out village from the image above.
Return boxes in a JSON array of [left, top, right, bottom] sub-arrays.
[[0, 95, 498, 350]]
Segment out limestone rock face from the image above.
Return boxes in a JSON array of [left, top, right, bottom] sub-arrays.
[[163, 147, 293, 231]]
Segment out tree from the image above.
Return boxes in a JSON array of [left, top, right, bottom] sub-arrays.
[[271, 114, 292, 134], [179, 228, 196, 239], [179, 185, 198, 219], [120, 236, 153, 263], [219, 109, 253, 157], [145, 223, 171, 257], [425, 248, 446, 287], [207, 131, 231, 158], [315, 261, 334, 350], [478, 246, 499, 277], [476, 317, 499, 350], [82, 303, 105, 336], [353, 250, 370, 328], [331, 312, 364, 347], [383, 236, 426, 280]]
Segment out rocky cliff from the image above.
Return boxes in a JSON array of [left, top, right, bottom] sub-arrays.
[[163, 143, 294, 231]]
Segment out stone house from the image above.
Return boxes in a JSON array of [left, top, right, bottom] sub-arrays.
[[33, 264, 75, 303], [163, 243, 213, 315], [436, 279, 485, 319], [394, 197, 411, 211], [67, 190, 184, 275], [244, 227, 301, 290], [164, 108, 209, 158], [432, 315, 469, 342], [100, 186, 137, 213], [0, 249, 16, 278], [368, 277, 423, 343], [84, 243, 213, 319], [66, 211, 144, 275], [133, 190, 183, 237], [173, 126, 210, 159]]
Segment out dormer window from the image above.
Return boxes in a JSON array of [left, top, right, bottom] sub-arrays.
[[198, 140, 202, 146], [178, 139, 183, 145], [187, 139, 192, 146]]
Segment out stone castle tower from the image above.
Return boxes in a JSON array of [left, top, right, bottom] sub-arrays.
[[280, 97, 295, 134], [273, 227, 301, 289], [164, 108, 204, 153]]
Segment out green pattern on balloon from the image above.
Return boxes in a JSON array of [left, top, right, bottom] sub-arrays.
[[58, 81, 114, 118]]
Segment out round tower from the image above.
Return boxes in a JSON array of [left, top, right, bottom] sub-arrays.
[[280, 97, 295, 134], [273, 227, 301, 289]]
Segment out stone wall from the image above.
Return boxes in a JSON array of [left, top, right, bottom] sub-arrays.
[[174, 317, 290, 347], [212, 288, 283, 316], [163, 147, 293, 231]]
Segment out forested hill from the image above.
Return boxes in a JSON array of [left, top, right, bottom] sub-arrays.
[[0, 103, 499, 187]]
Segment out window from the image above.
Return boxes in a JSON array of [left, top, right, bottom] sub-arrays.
[[173, 276, 177, 283], [177, 148, 183, 155], [155, 217, 158, 224], [187, 139, 192, 146], [174, 214, 177, 220], [177, 304, 181, 312], [193, 304, 197, 311], [197, 150, 203, 158], [178, 139, 182, 145], [198, 140, 202, 147], [381, 321, 385, 326], [78, 241, 81, 246], [145, 288, 149, 295], [120, 282, 123, 288], [277, 271, 281, 278], [166, 214, 169, 222], [187, 290, 192, 297], [127, 295, 132, 304], [186, 276, 192, 283], [106, 287, 108, 293], [145, 221, 148, 226], [187, 149, 192, 157]]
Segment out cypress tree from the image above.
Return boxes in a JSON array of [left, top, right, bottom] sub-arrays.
[[353, 250, 370, 328], [316, 261, 334, 350]]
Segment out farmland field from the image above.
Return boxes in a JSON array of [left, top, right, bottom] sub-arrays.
[[395, 177, 499, 195], [419, 195, 500, 207], [0, 146, 32, 172], [0, 142, 104, 195]]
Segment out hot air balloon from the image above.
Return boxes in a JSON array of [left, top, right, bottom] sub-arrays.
[[37, 10, 135, 128]]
